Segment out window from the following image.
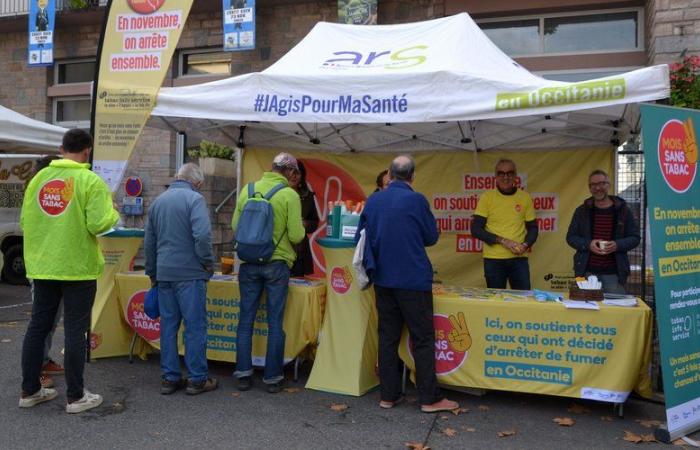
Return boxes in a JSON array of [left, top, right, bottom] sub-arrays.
[[53, 97, 91, 128], [179, 49, 231, 77], [479, 8, 643, 57], [54, 58, 96, 84]]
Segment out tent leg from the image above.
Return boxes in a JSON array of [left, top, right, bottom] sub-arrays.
[[128, 332, 137, 364]]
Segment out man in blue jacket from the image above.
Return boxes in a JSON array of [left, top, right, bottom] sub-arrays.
[[566, 170, 640, 293], [357, 155, 458, 413], [145, 163, 217, 395]]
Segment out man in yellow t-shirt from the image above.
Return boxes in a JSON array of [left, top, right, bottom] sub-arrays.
[[472, 159, 538, 290]]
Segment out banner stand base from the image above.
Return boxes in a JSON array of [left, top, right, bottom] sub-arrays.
[[655, 423, 700, 444]]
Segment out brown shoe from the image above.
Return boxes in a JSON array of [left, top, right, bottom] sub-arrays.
[[186, 378, 218, 395], [420, 398, 459, 413], [40, 375, 54, 389], [41, 360, 64, 375]]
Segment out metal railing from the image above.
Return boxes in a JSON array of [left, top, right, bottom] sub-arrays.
[[0, 0, 107, 18]]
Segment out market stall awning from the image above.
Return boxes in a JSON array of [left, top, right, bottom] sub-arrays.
[[0, 104, 65, 154]]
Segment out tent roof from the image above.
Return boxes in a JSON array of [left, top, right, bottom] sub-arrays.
[[151, 13, 669, 152], [0, 104, 65, 154]]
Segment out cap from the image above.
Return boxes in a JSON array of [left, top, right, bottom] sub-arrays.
[[272, 153, 299, 171]]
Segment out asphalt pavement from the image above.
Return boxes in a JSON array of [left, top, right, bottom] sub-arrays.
[[0, 282, 694, 449]]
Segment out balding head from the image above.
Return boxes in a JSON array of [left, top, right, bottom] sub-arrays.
[[389, 155, 415, 183], [176, 163, 204, 188]]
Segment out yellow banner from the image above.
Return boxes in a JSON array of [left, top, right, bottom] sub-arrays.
[[113, 273, 326, 363], [398, 291, 653, 401], [90, 236, 143, 358], [242, 147, 614, 289], [92, 0, 194, 191]]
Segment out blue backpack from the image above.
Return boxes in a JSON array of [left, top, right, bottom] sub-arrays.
[[234, 182, 287, 263]]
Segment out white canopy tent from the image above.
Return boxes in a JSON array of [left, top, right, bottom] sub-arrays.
[[0, 105, 65, 154], [151, 13, 669, 154]]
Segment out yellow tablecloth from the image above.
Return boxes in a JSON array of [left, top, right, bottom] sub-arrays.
[[99, 272, 326, 364], [399, 288, 653, 403]]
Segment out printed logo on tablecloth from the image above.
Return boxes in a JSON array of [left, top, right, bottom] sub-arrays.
[[127, 0, 166, 14], [126, 290, 160, 342], [330, 266, 352, 294], [407, 313, 472, 376], [89, 332, 103, 351], [657, 118, 698, 193], [37, 178, 73, 216]]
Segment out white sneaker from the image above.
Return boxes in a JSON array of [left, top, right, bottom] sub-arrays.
[[65, 390, 103, 414], [19, 387, 58, 408]]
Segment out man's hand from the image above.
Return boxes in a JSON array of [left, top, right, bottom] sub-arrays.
[[204, 265, 214, 276], [447, 312, 472, 352], [590, 240, 616, 255], [150, 278, 157, 288], [499, 238, 524, 255]]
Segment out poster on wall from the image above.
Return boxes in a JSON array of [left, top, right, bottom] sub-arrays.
[[641, 104, 700, 442], [222, 0, 255, 51], [27, 0, 55, 67], [91, 0, 195, 192], [242, 147, 614, 289], [338, 0, 377, 25]]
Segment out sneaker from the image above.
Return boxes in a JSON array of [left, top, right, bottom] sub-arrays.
[[237, 376, 252, 392], [266, 379, 285, 394], [186, 378, 218, 395], [66, 390, 103, 414], [40, 374, 54, 389], [160, 378, 186, 395], [379, 395, 404, 409], [420, 398, 459, 413], [19, 387, 58, 408], [41, 359, 64, 375]]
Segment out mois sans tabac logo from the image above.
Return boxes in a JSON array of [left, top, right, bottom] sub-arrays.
[[37, 178, 74, 216], [657, 117, 698, 193], [127, 0, 165, 14]]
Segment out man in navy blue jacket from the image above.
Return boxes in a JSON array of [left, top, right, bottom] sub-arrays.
[[145, 163, 217, 396], [357, 155, 458, 413]]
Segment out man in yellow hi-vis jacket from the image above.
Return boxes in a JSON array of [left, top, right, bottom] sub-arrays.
[[18, 129, 119, 414]]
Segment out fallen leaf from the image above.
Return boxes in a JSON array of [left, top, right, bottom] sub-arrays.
[[497, 430, 516, 438], [463, 427, 476, 432], [672, 438, 687, 446], [641, 434, 657, 442], [404, 442, 430, 450], [440, 415, 450, 420], [636, 419, 662, 428], [478, 405, 490, 412], [553, 417, 575, 427], [284, 387, 300, 393], [601, 416, 614, 422], [451, 407, 469, 416], [443, 427, 457, 437], [330, 403, 349, 412], [567, 403, 591, 414], [623, 431, 643, 443], [406, 396, 417, 404], [0, 339, 11, 343], [231, 392, 240, 398]]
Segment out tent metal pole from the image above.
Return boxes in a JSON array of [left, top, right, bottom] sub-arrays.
[[548, 116, 624, 133], [329, 123, 355, 152], [236, 146, 242, 204], [480, 131, 543, 151], [547, 130, 611, 145]]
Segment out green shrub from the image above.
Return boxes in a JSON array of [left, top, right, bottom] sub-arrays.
[[187, 140, 236, 160]]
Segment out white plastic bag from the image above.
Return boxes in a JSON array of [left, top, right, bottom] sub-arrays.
[[353, 229, 371, 290]]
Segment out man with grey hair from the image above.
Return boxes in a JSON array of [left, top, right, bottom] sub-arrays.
[[357, 155, 459, 413], [232, 152, 305, 393], [145, 162, 217, 395]]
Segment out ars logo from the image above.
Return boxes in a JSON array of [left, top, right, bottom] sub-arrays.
[[330, 266, 353, 294], [657, 118, 698, 193], [127, 0, 165, 14], [125, 290, 160, 342], [37, 178, 74, 216], [407, 312, 472, 376]]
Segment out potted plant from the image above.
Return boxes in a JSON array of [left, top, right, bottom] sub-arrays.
[[669, 50, 700, 110], [187, 140, 236, 177]]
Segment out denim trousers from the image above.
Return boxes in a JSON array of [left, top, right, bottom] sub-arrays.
[[235, 261, 290, 384], [21, 280, 96, 401], [30, 281, 62, 365], [483, 257, 531, 290], [374, 286, 442, 406], [158, 280, 208, 383]]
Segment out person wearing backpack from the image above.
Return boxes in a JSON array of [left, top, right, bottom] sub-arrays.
[[232, 153, 305, 393], [145, 163, 218, 396]]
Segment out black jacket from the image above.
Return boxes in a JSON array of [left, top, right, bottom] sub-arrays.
[[566, 195, 640, 283]]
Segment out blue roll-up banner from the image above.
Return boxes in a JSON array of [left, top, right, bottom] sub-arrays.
[[222, 0, 255, 51], [28, 0, 55, 67]]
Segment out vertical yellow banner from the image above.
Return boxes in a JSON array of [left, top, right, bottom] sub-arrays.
[[92, 0, 194, 191]]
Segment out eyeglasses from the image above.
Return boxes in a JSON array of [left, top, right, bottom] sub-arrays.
[[588, 181, 610, 188], [496, 171, 516, 178]]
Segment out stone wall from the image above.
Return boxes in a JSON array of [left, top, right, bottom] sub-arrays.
[[647, 0, 700, 65]]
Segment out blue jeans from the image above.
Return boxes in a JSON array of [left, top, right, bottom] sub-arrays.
[[235, 261, 290, 384], [158, 280, 208, 383], [484, 257, 531, 290]]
